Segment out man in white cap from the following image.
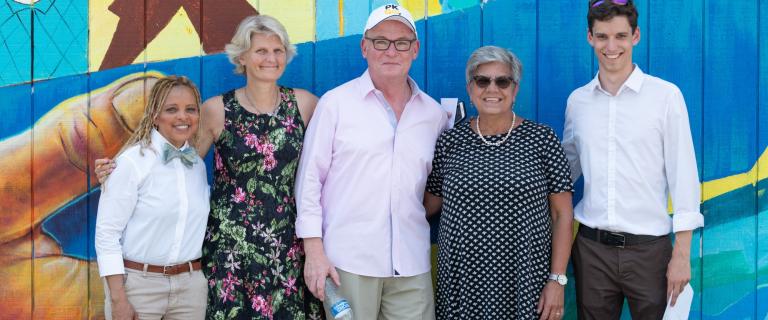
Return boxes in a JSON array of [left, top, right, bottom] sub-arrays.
[[295, 3, 445, 319]]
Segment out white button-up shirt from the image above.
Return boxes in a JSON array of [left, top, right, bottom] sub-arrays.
[[96, 129, 210, 277], [295, 70, 447, 277], [563, 66, 703, 236]]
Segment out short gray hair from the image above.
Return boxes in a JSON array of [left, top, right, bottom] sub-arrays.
[[465, 46, 522, 85], [225, 15, 297, 74]]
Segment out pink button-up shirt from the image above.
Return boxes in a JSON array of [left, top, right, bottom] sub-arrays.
[[295, 70, 447, 277]]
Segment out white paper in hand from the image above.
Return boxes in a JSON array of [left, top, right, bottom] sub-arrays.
[[440, 98, 458, 130], [662, 284, 693, 320]]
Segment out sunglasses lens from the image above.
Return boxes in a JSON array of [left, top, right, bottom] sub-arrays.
[[495, 78, 512, 89], [474, 76, 491, 88]]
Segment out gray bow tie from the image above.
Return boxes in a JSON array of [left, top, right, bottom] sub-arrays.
[[162, 143, 198, 168]]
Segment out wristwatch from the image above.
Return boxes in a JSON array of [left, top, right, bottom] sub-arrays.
[[548, 273, 568, 286]]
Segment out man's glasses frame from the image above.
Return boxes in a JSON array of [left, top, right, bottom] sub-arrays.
[[365, 37, 417, 52], [472, 75, 516, 89]]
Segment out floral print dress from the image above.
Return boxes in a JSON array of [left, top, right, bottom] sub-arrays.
[[203, 87, 323, 320]]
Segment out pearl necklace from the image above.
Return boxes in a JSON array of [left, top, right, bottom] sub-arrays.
[[475, 112, 517, 146]]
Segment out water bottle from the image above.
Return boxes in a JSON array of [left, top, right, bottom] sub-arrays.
[[324, 277, 353, 319]]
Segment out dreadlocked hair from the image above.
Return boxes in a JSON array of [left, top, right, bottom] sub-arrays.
[[117, 75, 203, 157]]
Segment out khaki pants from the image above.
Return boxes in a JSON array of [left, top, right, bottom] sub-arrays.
[[103, 268, 207, 320], [326, 269, 435, 320]]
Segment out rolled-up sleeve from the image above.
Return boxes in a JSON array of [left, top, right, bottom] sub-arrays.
[[663, 89, 704, 233], [295, 95, 338, 239], [95, 156, 140, 277]]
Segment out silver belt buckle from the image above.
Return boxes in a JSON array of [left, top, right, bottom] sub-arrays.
[[163, 265, 172, 275], [607, 232, 626, 248]]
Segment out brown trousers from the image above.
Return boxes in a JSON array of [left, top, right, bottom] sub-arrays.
[[572, 233, 672, 320]]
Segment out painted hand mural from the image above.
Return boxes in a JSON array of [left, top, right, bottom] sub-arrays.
[[0, 72, 160, 318]]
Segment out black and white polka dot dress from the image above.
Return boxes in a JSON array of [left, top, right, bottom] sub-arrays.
[[427, 119, 573, 319]]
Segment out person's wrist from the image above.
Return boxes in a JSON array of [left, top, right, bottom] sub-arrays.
[[110, 292, 128, 304], [548, 273, 568, 286]]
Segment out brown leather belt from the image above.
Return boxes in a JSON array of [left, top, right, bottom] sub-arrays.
[[578, 224, 667, 248], [124, 259, 202, 275]]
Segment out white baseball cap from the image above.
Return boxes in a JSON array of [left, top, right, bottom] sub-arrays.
[[364, 4, 417, 38]]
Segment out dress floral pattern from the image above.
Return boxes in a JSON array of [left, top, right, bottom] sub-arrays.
[[203, 87, 323, 320]]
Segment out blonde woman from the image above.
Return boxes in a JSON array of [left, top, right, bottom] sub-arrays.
[[96, 76, 209, 320], [96, 15, 323, 318]]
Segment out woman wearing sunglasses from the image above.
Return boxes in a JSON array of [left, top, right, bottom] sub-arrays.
[[424, 46, 575, 319]]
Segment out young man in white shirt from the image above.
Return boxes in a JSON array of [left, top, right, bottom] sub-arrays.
[[562, 1, 703, 319]]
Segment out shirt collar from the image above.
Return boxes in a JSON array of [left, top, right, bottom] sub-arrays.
[[358, 69, 423, 102], [151, 128, 190, 152], [589, 64, 646, 94]]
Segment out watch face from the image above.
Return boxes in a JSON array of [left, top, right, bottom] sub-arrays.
[[557, 275, 567, 285]]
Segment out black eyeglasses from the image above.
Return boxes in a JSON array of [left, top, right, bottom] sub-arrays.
[[365, 37, 417, 51], [472, 75, 516, 89], [590, 0, 628, 8]]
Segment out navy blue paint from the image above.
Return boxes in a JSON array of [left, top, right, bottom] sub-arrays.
[[201, 53, 246, 101], [425, 6, 481, 116], [482, 0, 537, 121], [313, 35, 367, 96], [0, 84, 33, 139], [537, 0, 592, 138], [410, 20, 427, 89], [282, 42, 316, 93], [146, 56, 202, 87]]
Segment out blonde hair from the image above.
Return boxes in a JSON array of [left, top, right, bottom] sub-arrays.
[[225, 14, 297, 74], [117, 75, 203, 156]]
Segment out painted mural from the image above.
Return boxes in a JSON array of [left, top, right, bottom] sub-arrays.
[[0, 0, 766, 319]]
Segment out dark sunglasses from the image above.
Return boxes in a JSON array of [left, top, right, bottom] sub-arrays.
[[472, 75, 516, 89], [591, 0, 628, 8]]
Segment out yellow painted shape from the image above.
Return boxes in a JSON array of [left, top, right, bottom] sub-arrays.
[[88, 0, 119, 71], [701, 147, 767, 201], [339, 0, 344, 37], [133, 7, 201, 64], [425, 0, 443, 17], [260, 0, 316, 43], [398, 0, 442, 20]]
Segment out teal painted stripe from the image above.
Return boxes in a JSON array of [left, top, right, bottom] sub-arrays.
[[482, 0, 537, 122], [316, 0, 340, 41], [441, 0, 479, 13], [32, 0, 88, 80], [343, 0, 369, 36], [0, 2, 32, 86]]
